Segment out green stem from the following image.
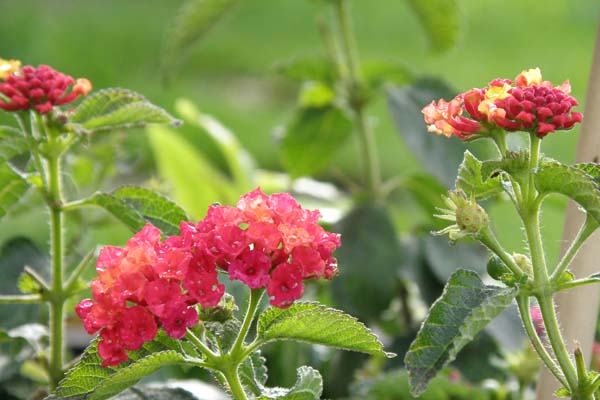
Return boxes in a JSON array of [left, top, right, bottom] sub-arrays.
[[516, 295, 568, 388], [64, 247, 96, 295], [551, 216, 598, 282], [185, 328, 219, 362], [556, 277, 600, 292], [537, 294, 578, 389], [0, 294, 43, 304], [526, 133, 541, 206], [47, 152, 65, 391], [223, 367, 249, 400], [230, 288, 263, 357], [332, 0, 381, 197]]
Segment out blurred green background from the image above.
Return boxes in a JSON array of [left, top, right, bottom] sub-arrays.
[[1, 0, 598, 263]]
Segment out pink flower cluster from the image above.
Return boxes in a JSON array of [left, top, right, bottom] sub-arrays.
[[76, 188, 341, 366], [422, 68, 582, 139], [0, 65, 91, 114]]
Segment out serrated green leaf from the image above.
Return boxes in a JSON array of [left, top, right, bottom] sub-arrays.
[[281, 106, 353, 178], [0, 163, 30, 220], [54, 331, 193, 399], [89, 351, 187, 400], [112, 186, 189, 236], [0, 133, 28, 163], [239, 351, 268, 397], [405, 269, 517, 396], [407, 0, 460, 53], [147, 125, 239, 218], [456, 151, 502, 200], [259, 366, 322, 400], [534, 162, 600, 225], [257, 302, 394, 358], [69, 88, 179, 133], [480, 150, 529, 187], [205, 318, 242, 353], [575, 162, 600, 184], [162, 0, 239, 77]]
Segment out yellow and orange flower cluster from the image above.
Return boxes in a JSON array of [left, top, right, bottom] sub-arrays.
[[423, 68, 582, 139]]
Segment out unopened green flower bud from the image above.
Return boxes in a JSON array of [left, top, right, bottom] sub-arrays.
[[512, 253, 532, 276], [434, 190, 489, 242], [455, 201, 489, 235]]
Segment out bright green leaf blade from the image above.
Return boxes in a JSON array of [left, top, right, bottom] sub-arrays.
[[332, 204, 402, 321], [88, 351, 187, 400], [0, 134, 28, 163], [480, 150, 529, 187], [575, 162, 600, 184], [259, 366, 322, 400], [456, 150, 502, 200], [257, 302, 394, 358], [69, 88, 180, 133], [162, 0, 239, 76], [112, 186, 189, 236], [82, 192, 148, 233], [281, 106, 353, 178], [406, 0, 460, 53], [175, 98, 255, 191], [147, 125, 239, 218], [534, 162, 600, 225], [0, 163, 29, 220], [405, 269, 517, 396], [53, 331, 190, 399], [274, 56, 336, 83]]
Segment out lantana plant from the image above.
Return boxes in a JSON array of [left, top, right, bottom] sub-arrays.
[[405, 68, 600, 399], [0, 58, 393, 399]]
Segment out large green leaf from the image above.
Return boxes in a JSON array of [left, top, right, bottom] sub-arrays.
[[406, 0, 460, 53], [281, 106, 353, 178], [455, 151, 502, 200], [575, 162, 600, 184], [480, 150, 529, 187], [162, 0, 239, 76], [69, 89, 180, 133], [387, 78, 464, 187], [0, 163, 29, 220], [259, 366, 322, 400], [147, 125, 239, 219], [0, 133, 28, 163], [52, 331, 195, 400], [332, 204, 402, 321], [110, 387, 199, 400], [257, 302, 394, 358], [112, 186, 189, 236], [534, 161, 600, 225], [405, 269, 517, 396]]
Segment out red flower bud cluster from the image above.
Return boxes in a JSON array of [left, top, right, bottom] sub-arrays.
[[76, 188, 341, 366], [0, 65, 91, 114], [422, 68, 582, 139]]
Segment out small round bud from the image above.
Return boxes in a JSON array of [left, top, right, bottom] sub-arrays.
[[455, 200, 489, 235], [512, 253, 533, 276]]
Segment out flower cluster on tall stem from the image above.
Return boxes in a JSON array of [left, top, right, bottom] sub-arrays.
[[77, 188, 341, 366]]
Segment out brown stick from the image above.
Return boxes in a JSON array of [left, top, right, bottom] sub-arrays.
[[536, 21, 600, 399]]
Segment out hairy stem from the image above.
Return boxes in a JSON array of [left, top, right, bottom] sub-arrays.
[[516, 294, 568, 387], [551, 216, 597, 282], [332, 0, 381, 197], [230, 288, 263, 357], [223, 367, 249, 400], [47, 152, 65, 390], [479, 226, 524, 278], [0, 294, 43, 304]]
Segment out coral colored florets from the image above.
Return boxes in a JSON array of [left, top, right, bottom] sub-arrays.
[[76, 188, 341, 366], [422, 68, 582, 139], [0, 64, 91, 114]]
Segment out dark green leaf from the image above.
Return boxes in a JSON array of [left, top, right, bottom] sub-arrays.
[[387, 78, 464, 187], [423, 236, 487, 283], [534, 161, 600, 225], [406, 0, 460, 53], [400, 173, 447, 218], [332, 204, 402, 321], [480, 150, 529, 187], [456, 151, 502, 200], [69, 89, 180, 133], [112, 186, 189, 236], [259, 366, 322, 400], [405, 269, 517, 396], [162, 0, 239, 76], [53, 331, 194, 400], [257, 302, 394, 358], [0, 163, 29, 220], [281, 106, 353, 178]]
